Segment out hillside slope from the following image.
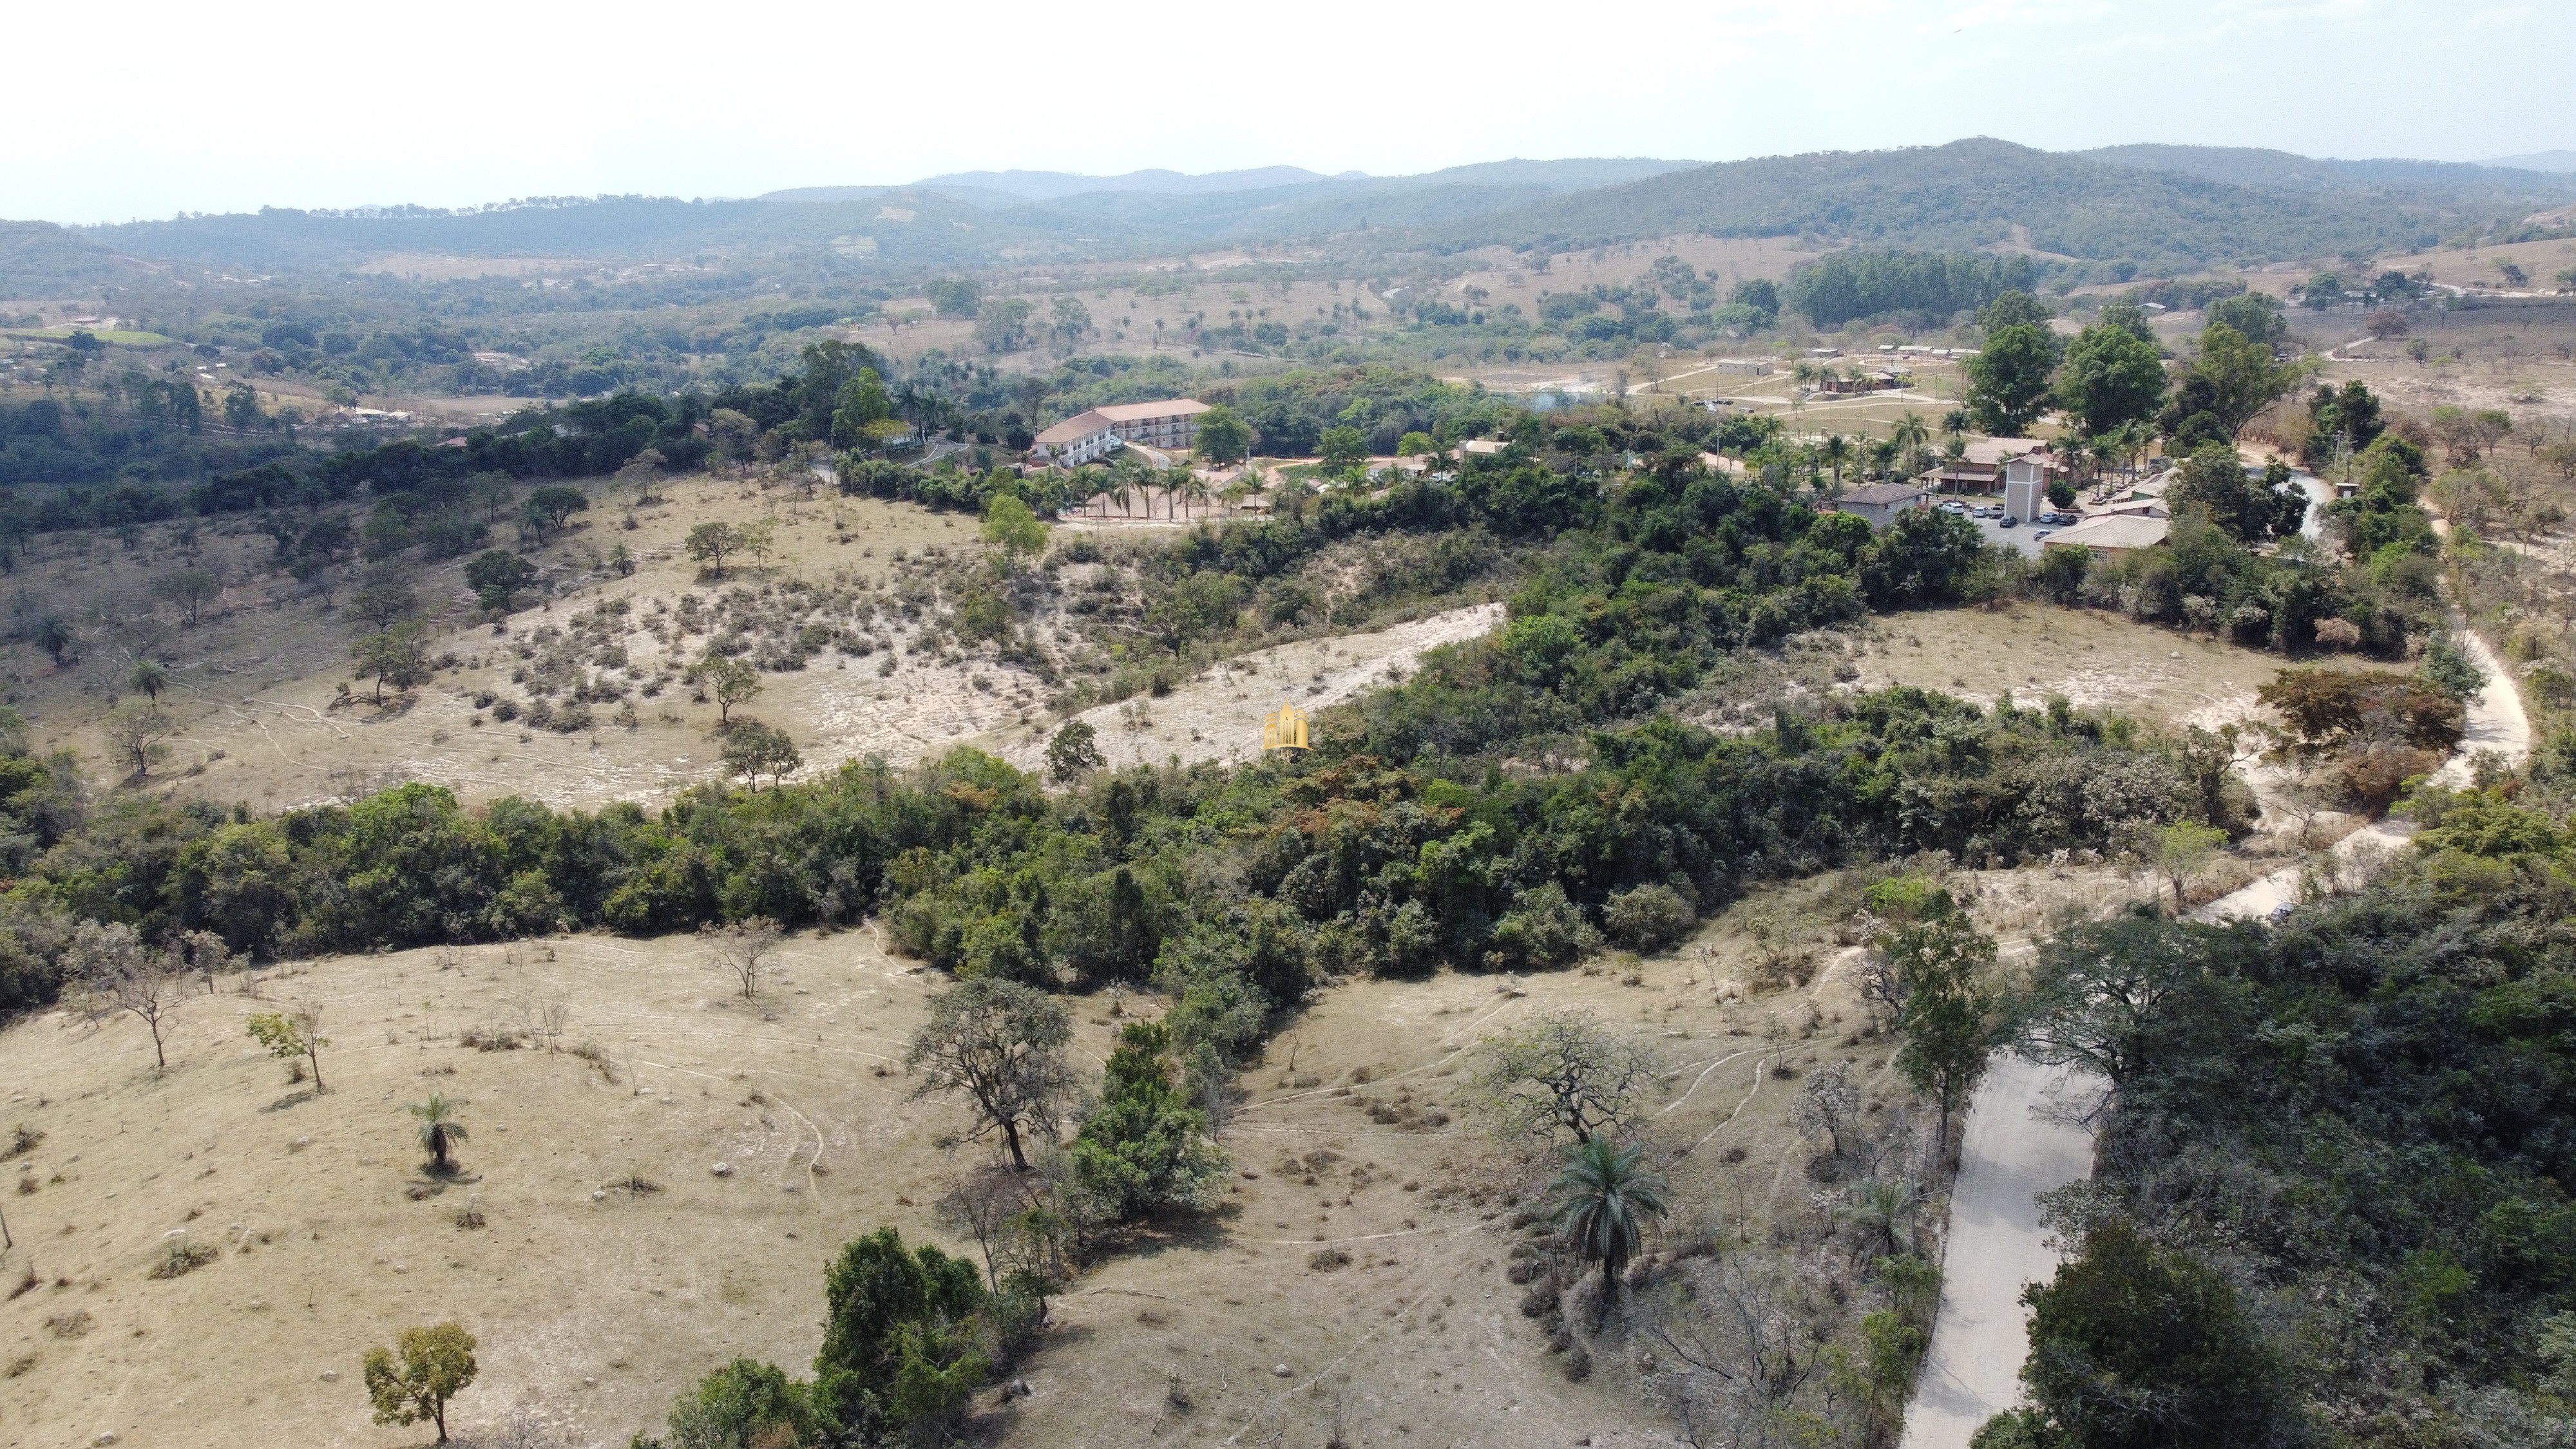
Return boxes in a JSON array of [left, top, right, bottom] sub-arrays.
[[1409, 138, 2510, 270]]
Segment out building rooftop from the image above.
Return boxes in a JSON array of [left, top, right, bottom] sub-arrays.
[[1034, 409, 1113, 446], [1095, 399, 1211, 423], [2045, 515, 2169, 550], [1838, 482, 1929, 506]]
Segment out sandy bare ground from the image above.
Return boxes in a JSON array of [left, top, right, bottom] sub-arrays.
[[979, 603, 1507, 775]]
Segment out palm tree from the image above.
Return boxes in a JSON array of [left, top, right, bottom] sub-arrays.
[[31, 615, 72, 668], [1181, 473, 1213, 520], [1890, 411, 1931, 478], [1550, 1136, 1668, 1317], [1820, 434, 1853, 497], [409, 1094, 470, 1174], [126, 656, 169, 700]]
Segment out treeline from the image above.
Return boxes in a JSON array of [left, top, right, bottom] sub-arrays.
[[1784, 251, 2050, 327], [1990, 784, 2576, 1447], [1, 428, 2217, 1027]]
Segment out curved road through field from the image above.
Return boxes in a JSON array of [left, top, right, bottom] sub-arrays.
[[1903, 623, 2529, 1449]]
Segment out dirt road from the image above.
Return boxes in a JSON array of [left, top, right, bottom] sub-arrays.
[[1905, 632, 2532, 1446], [2193, 626, 2529, 923], [1896, 1056, 2097, 1449]]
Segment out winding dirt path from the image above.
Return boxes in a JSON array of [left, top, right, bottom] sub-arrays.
[[1905, 627, 2530, 1447]]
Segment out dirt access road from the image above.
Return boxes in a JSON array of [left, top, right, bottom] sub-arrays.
[[1903, 627, 2532, 1449]]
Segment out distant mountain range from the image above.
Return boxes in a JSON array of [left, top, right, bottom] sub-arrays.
[[2481, 149, 2576, 173], [7, 143, 2571, 298]]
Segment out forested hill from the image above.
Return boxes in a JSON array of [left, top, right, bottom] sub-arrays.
[[1409, 138, 2551, 273], [0, 220, 162, 297], [2077, 142, 2576, 196]]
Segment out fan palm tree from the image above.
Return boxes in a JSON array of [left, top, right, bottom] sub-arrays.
[[31, 615, 73, 668], [126, 656, 169, 700], [1550, 1136, 1668, 1317], [408, 1094, 470, 1174]]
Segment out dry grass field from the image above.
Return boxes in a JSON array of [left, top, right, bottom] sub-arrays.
[[0, 849, 2152, 1449]]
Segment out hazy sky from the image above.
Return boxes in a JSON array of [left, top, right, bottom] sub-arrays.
[[11, 0, 2567, 223]]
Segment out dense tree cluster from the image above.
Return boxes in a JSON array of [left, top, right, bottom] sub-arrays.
[[1990, 805, 2576, 1446]]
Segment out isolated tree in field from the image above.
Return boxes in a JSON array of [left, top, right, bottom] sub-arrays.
[[173, 928, 232, 994], [702, 916, 781, 999], [104, 698, 176, 777], [524, 484, 590, 535], [463, 548, 537, 611], [125, 656, 169, 700], [737, 518, 779, 571], [247, 1001, 327, 1090], [408, 1092, 470, 1173], [362, 1321, 478, 1444], [153, 566, 221, 626], [1790, 1059, 1863, 1157], [721, 721, 800, 789], [980, 493, 1046, 572], [906, 977, 1076, 1171], [1045, 719, 1105, 783], [30, 614, 74, 667], [1882, 904, 1998, 1152], [2150, 819, 2229, 911], [74, 920, 179, 1070], [613, 447, 665, 506], [1550, 1135, 1668, 1316], [352, 621, 432, 704], [1473, 1009, 1657, 1146], [688, 653, 762, 726], [685, 520, 741, 577], [347, 576, 417, 630], [1194, 404, 1252, 464]]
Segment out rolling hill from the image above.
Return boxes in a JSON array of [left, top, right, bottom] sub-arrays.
[[1404, 138, 2565, 272]]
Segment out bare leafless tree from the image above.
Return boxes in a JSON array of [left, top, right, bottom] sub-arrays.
[[1644, 1255, 1821, 1449], [700, 918, 781, 1000], [1471, 1009, 1658, 1146], [513, 992, 572, 1052], [936, 1161, 1035, 1290], [73, 922, 182, 1070]]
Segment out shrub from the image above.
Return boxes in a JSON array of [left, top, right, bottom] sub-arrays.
[[150, 1238, 219, 1279], [1603, 884, 1695, 952]]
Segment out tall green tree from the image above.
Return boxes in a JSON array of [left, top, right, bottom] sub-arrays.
[[1195, 405, 1254, 464], [361, 1322, 478, 1444], [1882, 900, 1998, 1151], [1070, 1021, 1228, 1220], [2161, 322, 2305, 442], [1967, 324, 2062, 435], [906, 978, 1074, 1171], [2052, 319, 2168, 440], [1976, 1220, 2298, 1449]]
